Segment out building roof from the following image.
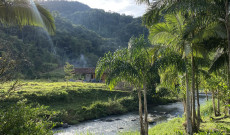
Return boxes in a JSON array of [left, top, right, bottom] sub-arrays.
[[74, 68, 95, 74]]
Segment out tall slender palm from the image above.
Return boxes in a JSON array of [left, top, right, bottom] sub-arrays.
[[0, 0, 55, 34], [146, 13, 193, 134], [96, 36, 159, 135]]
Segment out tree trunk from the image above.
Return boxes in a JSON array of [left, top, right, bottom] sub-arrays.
[[212, 90, 217, 116], [191, 50, 196, 131], [185, 70, 192, 134], [143, 85, 148, 135], [190, 95, 192, 119], [138, 90, 145, 135], [196, 76, 201, 130], [183, 96, 186, 114], [224, 0, 230, 115], [205, 91, 208, 101], [217, 89, 220, 116], [22, 29, 24, 43]]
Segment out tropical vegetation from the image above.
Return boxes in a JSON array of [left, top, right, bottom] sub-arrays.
[[95, 0, 230, 134], [0, 0, 230, 135]]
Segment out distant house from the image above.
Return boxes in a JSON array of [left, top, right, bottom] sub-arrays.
[[74, 67, 106, 82]]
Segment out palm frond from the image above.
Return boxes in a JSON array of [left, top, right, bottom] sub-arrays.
[[142, 1, 167, 26], [35, 3, 55, 34], [190, 21, 226, 44], [153, 51, 186, 73], [106, 60, 140, 89], [209, 48, 228, 73], [197, 69, 211, 79], [0, 0, 55, 34], [136, 0, 150, 5], [194, 56, 210, 68]]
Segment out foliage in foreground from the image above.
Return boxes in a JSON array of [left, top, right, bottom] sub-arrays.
[[0, 100, 54, 135]]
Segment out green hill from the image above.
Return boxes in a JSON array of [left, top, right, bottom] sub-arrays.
[[0, 0, 148, 79]]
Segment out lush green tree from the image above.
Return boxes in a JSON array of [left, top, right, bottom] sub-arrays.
[[64, 62, 74, 87]]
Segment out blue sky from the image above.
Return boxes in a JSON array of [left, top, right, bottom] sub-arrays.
[[75, 0, 148, 17]]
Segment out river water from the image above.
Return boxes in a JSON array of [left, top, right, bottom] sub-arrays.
[[55, 94, 209, 135]]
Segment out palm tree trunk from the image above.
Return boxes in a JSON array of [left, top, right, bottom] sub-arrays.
[[185, 69, 192, 135], [22, 29, 24, 43], [143, 85, 148, 135], [190, 96, 192, 118], [138, 89, 145, 135], [191, 50, 196, 131], [205, 91, 208, 101], [183, 96, 186, 114], [217, 89, 220, 116], [224, 0, 230, 115], [196, 76, 201, 129], [212, 90, 217, 116]]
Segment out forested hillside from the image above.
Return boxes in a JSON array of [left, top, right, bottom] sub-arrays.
[[0, 0, 148, 79], [40, 0, 148, 47]]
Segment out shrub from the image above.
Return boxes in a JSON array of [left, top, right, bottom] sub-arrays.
[[82, 101, 108, 119], [157, 87, 172, 98], [0, 100, 55, 135], [118, 96, 137, 111], [201, 101, 213, 117], [80, 97, 137, 121], [106, 98, 125, 114]]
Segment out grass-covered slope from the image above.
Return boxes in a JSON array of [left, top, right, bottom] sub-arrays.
[[0, 81, 137, 125]]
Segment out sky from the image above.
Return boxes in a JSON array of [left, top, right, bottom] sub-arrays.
[[75, 0, 148, 17]]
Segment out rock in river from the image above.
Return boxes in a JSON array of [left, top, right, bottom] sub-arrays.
[[105, 119, 114, 122], [62, 123, 70, 128]]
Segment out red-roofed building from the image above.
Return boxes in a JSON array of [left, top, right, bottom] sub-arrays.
[[74, 68, 106, 82]]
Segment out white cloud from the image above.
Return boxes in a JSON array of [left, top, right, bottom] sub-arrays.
[[75, 0, 147, 17]]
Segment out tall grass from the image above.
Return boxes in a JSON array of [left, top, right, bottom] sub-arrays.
[[200, 101, 213, 117]]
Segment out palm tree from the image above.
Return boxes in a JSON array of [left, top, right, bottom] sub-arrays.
[[146, 12, 193, 134], [140, 0, 230, 116], [96, 36, 159, 135], [154, 47, 187, 106], [0, 0, 55, 34]]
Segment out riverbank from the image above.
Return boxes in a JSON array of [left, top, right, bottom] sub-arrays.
[[0, 81, 177, 127], [123, 101, 230, 135]]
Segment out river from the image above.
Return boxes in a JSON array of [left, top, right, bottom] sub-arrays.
[[55, 93, 209, 135]]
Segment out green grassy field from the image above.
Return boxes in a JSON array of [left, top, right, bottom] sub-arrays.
[[0, 81, 137, 125]]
